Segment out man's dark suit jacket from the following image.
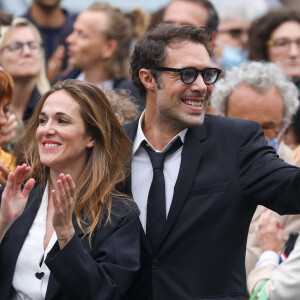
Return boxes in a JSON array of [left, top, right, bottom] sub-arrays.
[[0, 184, 140, 300], [123, 114, 300, 300]]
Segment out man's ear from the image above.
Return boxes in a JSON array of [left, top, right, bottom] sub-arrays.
[[139, 68, 157, 92], [103, 39, 118, 59]]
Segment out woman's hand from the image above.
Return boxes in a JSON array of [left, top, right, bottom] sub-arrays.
[[0, 113, 17, 149], [46, 45, 65, 83], [0, 160, 10, 185], [52, 174, 76, 249], [0, 164, 35, 241]]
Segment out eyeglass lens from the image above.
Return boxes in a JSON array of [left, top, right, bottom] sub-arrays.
[[272, 39, 300, 50], [2, 41, 41, 54], [181, 68, 219, 85]]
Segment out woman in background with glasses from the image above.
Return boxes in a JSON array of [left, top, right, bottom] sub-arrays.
[[248, 8, 300, 93], [0, 18, 50, 152], [248, 8, 300, 164]]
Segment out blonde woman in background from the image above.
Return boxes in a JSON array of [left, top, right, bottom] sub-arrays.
[[0, 18, 50, 151], [0, 18, 49, 121]]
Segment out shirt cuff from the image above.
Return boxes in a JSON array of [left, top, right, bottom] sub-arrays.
[[256, 250, 279, 268]]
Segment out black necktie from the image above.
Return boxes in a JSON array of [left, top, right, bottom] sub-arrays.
[[143, 138, 183, 250]]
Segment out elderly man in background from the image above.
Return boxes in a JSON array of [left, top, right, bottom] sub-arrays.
[[210, 61, 300, 276]]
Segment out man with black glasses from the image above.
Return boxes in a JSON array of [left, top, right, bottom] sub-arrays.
[[124, 23, 300, 300]]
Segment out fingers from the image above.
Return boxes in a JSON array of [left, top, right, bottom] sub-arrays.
[[47, 46, 65, 82], [0, 162, 10, 184], [13, 164, 31, 186], [53, 45, 65, 59], [61, 174, 76, 198], [51, 189, 59, 211], [51, 174, 76, 233], [3, 114, 17, 134], [52, 174, 76, 212], [22, 178, 35, 199], [0, 174, 7, 185]]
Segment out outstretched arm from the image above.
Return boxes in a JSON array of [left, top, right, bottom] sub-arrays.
[[0, 164, 35, 243]]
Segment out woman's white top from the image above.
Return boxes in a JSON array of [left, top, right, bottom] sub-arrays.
[[11, 184, 57, 300]]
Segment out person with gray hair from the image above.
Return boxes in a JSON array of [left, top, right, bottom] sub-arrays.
[[210, 61, 300, 278], [211, 61, 299, 139], [214, 2, 257, 69]]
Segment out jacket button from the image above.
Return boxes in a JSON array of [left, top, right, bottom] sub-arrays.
[[152, 259, 159, 269]]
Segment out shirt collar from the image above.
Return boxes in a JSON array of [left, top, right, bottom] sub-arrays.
[[133, 110, 187, 154]]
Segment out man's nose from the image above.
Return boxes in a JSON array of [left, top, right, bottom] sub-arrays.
[[190, 74, 208, 93], [66, 32, 75, 45]]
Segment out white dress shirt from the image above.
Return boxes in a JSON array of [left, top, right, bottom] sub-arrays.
[[12, 184, 57, 300], [131, 112, 187, 232]]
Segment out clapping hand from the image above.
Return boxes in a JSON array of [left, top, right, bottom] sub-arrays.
[[51, 174, 76, 249], [0, 164, 35, 234]]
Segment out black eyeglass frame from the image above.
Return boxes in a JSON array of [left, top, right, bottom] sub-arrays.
[[154, 66, 222, 85]]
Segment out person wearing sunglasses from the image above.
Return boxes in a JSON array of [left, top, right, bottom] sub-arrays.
[[124, 23, 300, 300]]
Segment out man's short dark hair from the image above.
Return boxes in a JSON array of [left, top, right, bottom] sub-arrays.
[[130, 23, 211, 98]]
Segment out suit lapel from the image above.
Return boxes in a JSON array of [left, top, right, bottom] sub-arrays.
[[158, 122, 207, 247]]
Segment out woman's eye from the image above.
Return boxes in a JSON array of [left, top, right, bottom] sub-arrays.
[[58, 118, 68, 124], [38, 118, 47, 124]]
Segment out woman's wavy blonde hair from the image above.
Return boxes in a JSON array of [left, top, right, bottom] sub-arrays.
[[18, 80, 132, 243], [0, 17, 50, 94]]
